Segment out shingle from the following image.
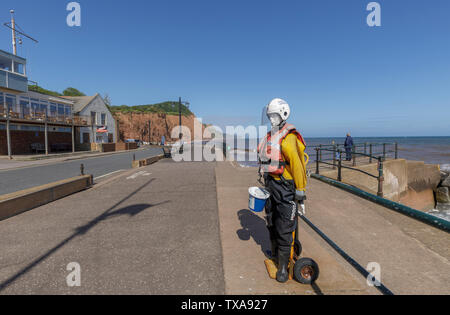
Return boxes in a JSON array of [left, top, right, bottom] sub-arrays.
[[60, 94, 99, 113]]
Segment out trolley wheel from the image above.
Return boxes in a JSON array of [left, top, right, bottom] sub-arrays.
[[293, 258, 319, 284], [294, 239, 302, 257]]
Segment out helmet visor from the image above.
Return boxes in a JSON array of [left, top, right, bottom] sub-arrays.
[[261, 105, 270, 127]]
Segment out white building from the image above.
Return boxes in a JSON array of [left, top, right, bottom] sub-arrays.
[[62, 94, 116, 144]]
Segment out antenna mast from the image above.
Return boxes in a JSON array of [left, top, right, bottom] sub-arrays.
[[11, 10, 17, 55], [4, 9, 38, 55]]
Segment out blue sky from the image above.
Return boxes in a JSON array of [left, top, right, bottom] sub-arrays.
[[1, 0, 449, 137]]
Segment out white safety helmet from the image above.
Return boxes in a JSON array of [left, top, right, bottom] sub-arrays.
[[266, 98, 290, 126]]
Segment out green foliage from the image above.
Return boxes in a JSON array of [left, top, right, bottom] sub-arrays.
[[28, 85, 62, 97], [27, 85, 86, 98], [63, 87, 86, 97], [110, 102, 193, 116]]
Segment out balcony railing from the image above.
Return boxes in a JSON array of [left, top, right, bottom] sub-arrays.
[[0, 105, 91, 126], [0, 69, 28, 92]]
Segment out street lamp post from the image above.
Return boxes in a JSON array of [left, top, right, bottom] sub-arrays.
[[178, 97, 190, 140]]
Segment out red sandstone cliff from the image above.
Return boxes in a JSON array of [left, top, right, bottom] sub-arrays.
[[114, 112, 210, 143]]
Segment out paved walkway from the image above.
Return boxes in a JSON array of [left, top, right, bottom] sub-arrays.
[[0, 158, 448, 295], [216, 162, 374, 295], [216, 162, 449, 295]]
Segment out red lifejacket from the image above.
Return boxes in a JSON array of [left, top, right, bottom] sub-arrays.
[[257, 123, 306, 176]]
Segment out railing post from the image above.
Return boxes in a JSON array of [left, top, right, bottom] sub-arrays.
[[377, 158, 384, 197], [6, 111, 12, 159], [383, 143, 386, 160], [352, 145, 356, 167], [337, 150, 342, 182], [319, 144, 322, 162], [369, 144, 373, 164], [332, 145, 337, 170], [395, 142, 398, 159], [315, 147, 320, 175]]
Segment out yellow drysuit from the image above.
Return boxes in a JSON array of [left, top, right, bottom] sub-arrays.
[[269, 133, 307, 192]]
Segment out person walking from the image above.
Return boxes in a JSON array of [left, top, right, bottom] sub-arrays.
[[344, 133, 354, 161]]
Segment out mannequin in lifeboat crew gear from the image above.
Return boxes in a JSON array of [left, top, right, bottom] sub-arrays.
[[257, 98, 308, 283]]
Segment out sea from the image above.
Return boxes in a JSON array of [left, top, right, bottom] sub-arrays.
[[231, 136, 450, 170]]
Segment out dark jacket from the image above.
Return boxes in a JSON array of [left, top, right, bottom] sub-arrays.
[[344, 136, 354, 148]]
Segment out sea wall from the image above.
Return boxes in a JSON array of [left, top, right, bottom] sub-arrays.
[[435, 169, 450, 212], [322, 159, 441, 211]]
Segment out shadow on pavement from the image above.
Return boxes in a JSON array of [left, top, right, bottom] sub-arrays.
[[0, 178, 163, 292], [74, 201, 169, 235], [236, 209, 271, 258]]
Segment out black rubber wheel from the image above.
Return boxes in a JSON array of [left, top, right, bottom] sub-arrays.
[[293, 258, 319, 284], [294, 239, 302, 257]]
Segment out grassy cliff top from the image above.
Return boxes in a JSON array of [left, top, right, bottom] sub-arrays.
[[27, 85, 192, 116], [110, 102, 193, 116]]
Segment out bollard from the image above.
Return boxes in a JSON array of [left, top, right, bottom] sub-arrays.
[[80, 164, 85, 176], [364, 143, 367, 155], [369, 144, 373, 164], [395, 143, 398, 159], [337, 151, 342, 182], [133, 153, 136, 161], [377, 158, 384, 197], [383, 143, 386, 160]]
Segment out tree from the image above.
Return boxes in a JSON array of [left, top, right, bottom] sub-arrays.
[[103, 93, 112, 110], [63, 87, 85, 97]]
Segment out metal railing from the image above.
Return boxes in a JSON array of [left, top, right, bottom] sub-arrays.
[[313, 143, 398, 198], [0, 105, 91, 126]]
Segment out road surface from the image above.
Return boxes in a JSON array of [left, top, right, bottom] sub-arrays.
[[0, 147, 163, 195]]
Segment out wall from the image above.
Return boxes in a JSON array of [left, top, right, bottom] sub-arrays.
[[116, 142, 138, 151], [91, 143, 116, 153], [0, 129, 72, 155], [321, 159, 441, 211]]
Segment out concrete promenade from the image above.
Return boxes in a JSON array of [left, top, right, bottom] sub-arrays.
[[219, 162, 449, 295], [0, 157, 449, 294]]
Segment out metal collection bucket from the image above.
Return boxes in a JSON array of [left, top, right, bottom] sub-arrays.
[[248, 187, 270, 213]]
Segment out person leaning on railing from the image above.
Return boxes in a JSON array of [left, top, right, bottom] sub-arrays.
[[344, 133, 354, 161]]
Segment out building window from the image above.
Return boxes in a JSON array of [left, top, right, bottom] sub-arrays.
[[101, 113, 106, 126], [50, 103, 57, 117], [31, 99, 39, 116], [14, 62, 25, 75], [39, 102, 48, 117], [20, 100, 30, 118], [58, 104, 65, 117], [64, 105, 72, 118], [5, 95, 16, 113], [91, 111, 97, 125]]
